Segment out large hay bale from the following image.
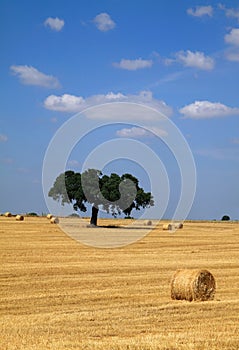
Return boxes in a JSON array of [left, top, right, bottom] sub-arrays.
[[16, 215, 24, 221], [5, 212, 12, 217], [171, 269, 216, 301], [47, 214, 53, 219], [50, 217, 59, 224]]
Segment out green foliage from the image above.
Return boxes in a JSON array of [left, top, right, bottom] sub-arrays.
[[68, 213, 80, 218], [27, 212, 38, 217], [48, 169, 154, 221], [221, 215, 230, 221]]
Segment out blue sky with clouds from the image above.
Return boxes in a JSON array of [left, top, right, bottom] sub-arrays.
[[1, 0, 239, 220]]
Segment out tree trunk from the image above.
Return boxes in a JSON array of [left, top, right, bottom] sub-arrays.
[[90, 205, 99, 226]]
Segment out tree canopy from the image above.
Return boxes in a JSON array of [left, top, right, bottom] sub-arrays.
[[221, 215, 230, 221], [48, 169, 154, 225]]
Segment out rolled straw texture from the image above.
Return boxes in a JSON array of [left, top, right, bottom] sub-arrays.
[[144, 220, 152, 226], [16, 215, 24, 221], [163, 223, 174, 230], [171, 269, 216, 301], [50, 217, 59, 224]]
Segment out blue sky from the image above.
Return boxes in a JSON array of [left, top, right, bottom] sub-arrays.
[[1, 0, 239, 220]]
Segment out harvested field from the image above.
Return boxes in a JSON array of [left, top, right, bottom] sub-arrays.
[[0, 217, 239, 349]]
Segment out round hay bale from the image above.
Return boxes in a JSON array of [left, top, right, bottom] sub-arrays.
[[175, 222, 183, 229], [171, 269, 216, 301], [47, 214, 53, 219], [144, 220, 152, 226], [163, 223, 169, 230], [163, 223, 175, 230], [5, 212, 12, 217], [16, 215, 24, 221], [50, 217, 59, 224]]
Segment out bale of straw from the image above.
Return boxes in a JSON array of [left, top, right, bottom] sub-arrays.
[[5, 212, 12, 217], [144, 220, 152, 226], [47, 214, 53, 219], [50, 217, 59, 224], [16, 215, 24, 221], [163, 223, 174, 230], [171, 269, 216, 301], [175, 222, 183, 229]]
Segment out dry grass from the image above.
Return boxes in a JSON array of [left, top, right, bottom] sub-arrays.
[[0, 217, 239, 349]]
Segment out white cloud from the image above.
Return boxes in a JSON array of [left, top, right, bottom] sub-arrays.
[[175, 50, 214, 70], [10, 65, 60, 88], [148, 126, 168, 137], [116, 126, 167, 138], [104, 92, 126, 100], [187, 6, 213, 17], [44, 17, 64, 31], [224, 28, 239, 46], [113, 58, 153, 70], [219, 4, 239, 22], [116, 127, 148, 138], [179, 100, 239, 119], [44, 94, 85, 112], [93, 13, 115, 31], [0, 134, 8, 142], [44, 90, 173, 118]]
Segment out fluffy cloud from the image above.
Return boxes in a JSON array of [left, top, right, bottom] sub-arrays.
[[187, 6, 213, 17], [10, 65, 60, 88], [224, 28, 239, 46], [175, 50, 214, 70], [179, 100, 239, 119], [113, 58, 153, 70], [44, 17, 64, 31], [0, 134, 8, 142], [44, 94, 85, 112], [44, 91, 173, 118], [116, 126, 167, 138], [219, 4, 239, 22], [93, 13, 115, 31], [224, 28, 239, 62], [116, 127, 149, 138]]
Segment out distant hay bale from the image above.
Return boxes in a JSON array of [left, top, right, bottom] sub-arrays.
[[171, 269, 216, 302], [163, 223, 174, 230], [175, 222, 183, 229], [47, 214, 53, 219], [163, 222, 183, 230], [16, 215, 24, 221], [144, 220, 152, 226], [50, 217, 59, 224], [5, 212, 12, 217]]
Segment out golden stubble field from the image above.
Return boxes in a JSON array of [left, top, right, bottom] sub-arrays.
[[0, 216, 238, 350]]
